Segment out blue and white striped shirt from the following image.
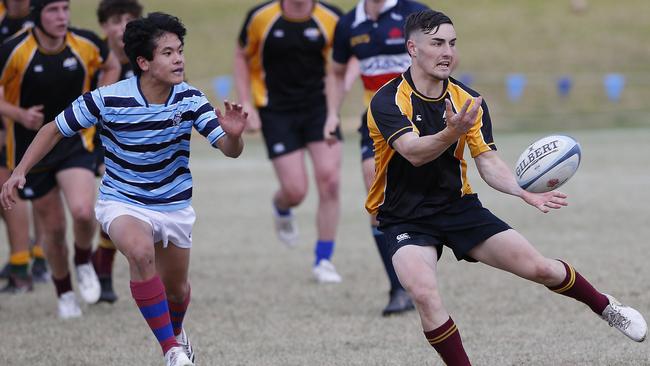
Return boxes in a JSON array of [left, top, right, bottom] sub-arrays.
[[55, 77, 225, 211]]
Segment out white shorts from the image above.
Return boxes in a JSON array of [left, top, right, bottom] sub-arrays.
[[95, 200, 195, 248]]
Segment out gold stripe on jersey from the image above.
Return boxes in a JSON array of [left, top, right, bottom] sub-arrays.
[[447, 81, 492, 196], [244, 2, 281, 108], [312, 3, 339, 61], [0, 34, 37, 169], [365, 78, 418, 215]]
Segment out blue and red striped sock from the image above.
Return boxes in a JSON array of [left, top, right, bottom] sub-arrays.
[[130, 275, 178, 355], [168, 285, 191, 336]]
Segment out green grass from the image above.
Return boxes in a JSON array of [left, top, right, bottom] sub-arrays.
[[70, 0, 650, 131]]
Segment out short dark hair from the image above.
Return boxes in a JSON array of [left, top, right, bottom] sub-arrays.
[[96, 0, 143, 24], [404, 10, 453, 40], [123, 12, 186, 76]]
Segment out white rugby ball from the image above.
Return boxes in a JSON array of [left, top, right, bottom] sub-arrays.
[[514, 135, 581, 193]]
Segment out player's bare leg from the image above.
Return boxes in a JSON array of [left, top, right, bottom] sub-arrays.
[[57, 167, 100, 304], [392, 245, 470, 365], [307, 140, 342, 283], [32, 188, 81, 318], [0, 166, 33, 293], [109, 216, 184, 360], [271, 149, 308, 247], [469, 229, 647, 342]]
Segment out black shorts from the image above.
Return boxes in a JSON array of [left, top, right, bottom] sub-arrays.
[[380, 194, 511, 262], [19, 150, 96, 200], [259, 103, 342, 159], [359, 109, 374, 162]]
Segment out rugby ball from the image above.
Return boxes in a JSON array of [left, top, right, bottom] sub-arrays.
[[514, 135, 581, 193]]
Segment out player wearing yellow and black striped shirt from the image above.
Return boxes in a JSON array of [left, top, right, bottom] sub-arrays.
[[0, 1, 32, 42], [365, 10, 647, 365], [235, 0, 346, 282], [0, 0, 120, 316]]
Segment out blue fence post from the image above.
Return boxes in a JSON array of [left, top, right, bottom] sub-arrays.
[[557, 76, 572, 98], [506, 74, 526, 102], [603, 73, 625, 102], [212, 75, 233, 101]]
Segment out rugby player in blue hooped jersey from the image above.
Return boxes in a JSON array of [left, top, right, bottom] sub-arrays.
[[1, 12, 247, 366]]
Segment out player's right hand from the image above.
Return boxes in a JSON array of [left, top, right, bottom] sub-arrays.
[[21, 105, 44, 131], [242, 102, 261, 133], [0, 172, 25, 211], [323, 114, 340, 145], [444, 97, 482, 139]]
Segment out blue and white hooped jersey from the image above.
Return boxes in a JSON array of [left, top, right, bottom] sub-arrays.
[[55, 77, 225, 211], [332, 0, 428, 105]]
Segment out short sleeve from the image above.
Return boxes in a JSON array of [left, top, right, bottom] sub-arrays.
[[466, 98, 497, 157], [238, 8, 257, 54], [55, 89, 103, 137], [368, 90, 414, 147], [332, 17, 351, 64], [192, 93, 225, 146]]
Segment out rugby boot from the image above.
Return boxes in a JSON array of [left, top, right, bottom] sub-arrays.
[[0, 273, 33, 294], [382, 288, 415, 317], [601, 294, 647, 342], [98, 275, 118, 303]]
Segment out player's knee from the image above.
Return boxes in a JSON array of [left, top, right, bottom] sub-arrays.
[[165, 281, 189, 302], [124, 246, 155, 272], [69, 204, 95, 226], [283, 186, 307, 206], [317, 174, 340, 200], [531, 259, 558, 284], [405, 282, 442, 310]]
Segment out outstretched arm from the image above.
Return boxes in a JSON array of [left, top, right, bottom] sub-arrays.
[[474, 150, 568, 213], [1, 121, 62, 209], [215, 101, 246, 158]]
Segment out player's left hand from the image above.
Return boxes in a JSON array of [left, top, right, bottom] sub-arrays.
[[521, 190, 568, 213], [216, 100, 247, 138]]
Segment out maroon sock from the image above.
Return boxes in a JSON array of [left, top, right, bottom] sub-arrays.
[[547, 260, 609, 314], [92, 247, 116, 277], [52, 272, 73, 297], [130, 275, 178, 355], [424, 317, 471, 366], [168, 285, 191, 336], [74, 244, 92, 266]]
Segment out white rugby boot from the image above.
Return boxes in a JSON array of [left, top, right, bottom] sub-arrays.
[[601, 294, 647, 342], [58, 291, 82, 319], [312, 259, 342, 283], [164, 346, 194, 366], [176, 328, 195, 363], [75, 262, 101, 304], [273, 209, 299, 247]]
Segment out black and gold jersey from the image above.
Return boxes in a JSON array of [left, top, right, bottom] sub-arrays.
[[0, 4, 32, 43], [0, 27, 109, 169], [366, 69, 496, 225], [239, 0, 341, 111]]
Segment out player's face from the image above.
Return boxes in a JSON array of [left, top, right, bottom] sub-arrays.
[[142, 32, 185, 86], [40, 1, 70, 38], [101, 12, 137, 52], [411, 23, 457, 81]]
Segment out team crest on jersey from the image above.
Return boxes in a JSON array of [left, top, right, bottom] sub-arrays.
[[303, 27, 320, 41], [385, 27, 405, 45], [273, 29, 285, 38], [33, 64, 44, 73], [63, 57, 78, 71], [390, 12, 404, 21], [172, 111, 182, 126]]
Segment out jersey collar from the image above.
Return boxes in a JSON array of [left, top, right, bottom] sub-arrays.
[[403, 68, 449, 102], [352, 0, 399, 28]]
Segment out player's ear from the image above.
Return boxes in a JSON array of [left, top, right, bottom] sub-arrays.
[[136, 56, 149, 73], [406, 38, 417, 58]]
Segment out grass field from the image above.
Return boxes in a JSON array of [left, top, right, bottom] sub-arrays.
[[1, 128, 649, 365]]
